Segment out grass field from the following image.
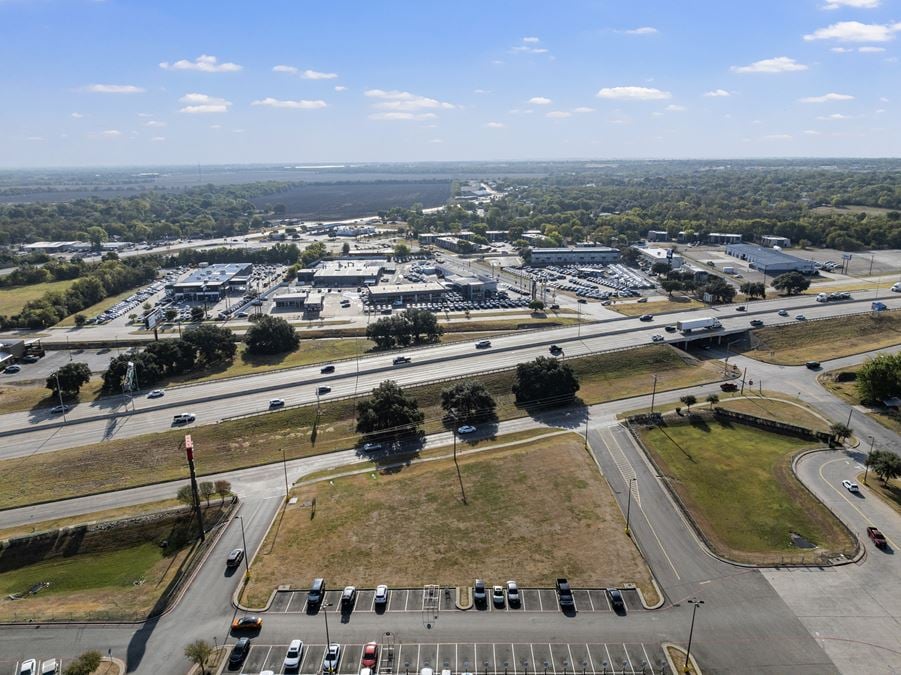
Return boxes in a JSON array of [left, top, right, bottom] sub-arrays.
[[611, 296, 703, 317], [0, 279, 77, 317], [811, 204, 897, 216], [858, 474, 901, 517], [820, 365, 901, 435], [0, 345, 724, 509], [743, 310, 901, 365], [0, 377, 104, 414], [243, 434, 655, 606], [638, 418, 856, 563]]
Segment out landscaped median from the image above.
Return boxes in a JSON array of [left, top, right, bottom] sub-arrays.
[[0, 344, 726, 510], [632, 411, 857, 565], [240, 432, 658, 607]]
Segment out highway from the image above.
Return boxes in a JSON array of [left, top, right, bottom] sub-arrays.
[[1, 292, 897, 458]]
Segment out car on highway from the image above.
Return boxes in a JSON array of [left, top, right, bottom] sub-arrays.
[[805, 361, 820, 370], [639, 314, 653, 321], [393, 356, 411, 365], [231, 615, 263, 631], [362, 442, 383, 453], [651, 334, 664, 342], [749, 319, 764, 327], [317, 386, 331, 395], [284, 639, 304, 670], [664, 325, 677, 333], [577, 298, 588, 304], [269, 398, 285, 408], [556, 578, 574, 609], [322, 643, 341, 673], [172, 413, 195, 425], [226, 548, 244, 568], [607, 588, 626, 612], [375, 584, 389, 606], [735, 305, 746, 312], [506, 580, 520, 606], [720, 382, 738, 392], [341, 585, 357, 612], [3, 365, 21, 374], [49, 404, 70, 415], [361, 642, 379, 669], [778, 309, 789, 317], [21, 354, 41, 363], [473, 579, 487, 606], [321, 364, 335, 374], [867, 526, 887, 548], [147, 389, 165, 398], [549, 344, 563, 355], [841, 479, 860, 493], [475, 340, 491, 348], [457, 425, 477, 435], [18, 659, 36, 675], [492, 585, 505, 607], [229, 638, 251, 666], [795, 314, 806, 321]]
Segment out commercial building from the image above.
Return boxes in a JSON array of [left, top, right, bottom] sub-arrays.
[[530, 247, 620, 266], [708, 232, 743, 245], [301, 260, 383, 288], [170, 263, 253, 301], [646, 230, 669, 242], [632, 246, 683, 270], [444, 274, 498, 300], [272, 292, 309, 309], [367, 282, 446, 304], [21, 241, 83, 253], [761, 235, 791, 248], [724, 243, 816, 275]]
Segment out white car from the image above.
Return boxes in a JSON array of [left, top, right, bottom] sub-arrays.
[[283, 639, 304, 669], [147, 389, 165, 398], [49, 405, 69, 415], [842, 479, 860, 493], [40, 659, 59, 675], [651, 334, 664, 342], [269, 398, 285, 408], [506, 580, 520, 605], [375, 584, 389, 606], [778, 309, 789, 317], [19, 660, 36, 675], [322, 643, 341, 673], [457, 425, 477, 435], [492, 585, 505, 606]]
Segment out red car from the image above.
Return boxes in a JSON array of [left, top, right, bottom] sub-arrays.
[[231, 615, 262, 631], [361, 642, 379, 668], [867, 526, 887, 549]]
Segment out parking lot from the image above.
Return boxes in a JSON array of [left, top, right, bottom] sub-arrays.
[[268, 588, 645, 615], [229, 641, 672, 674]]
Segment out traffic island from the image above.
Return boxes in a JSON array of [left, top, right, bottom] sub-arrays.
[[663, 644, 701, 674]]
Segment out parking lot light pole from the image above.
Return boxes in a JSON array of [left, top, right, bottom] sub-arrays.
[[683, 598, 704, 673], [52, 371, 68, 423], [322, 601, 333, 648], [281, 448, 289, 498], [625, 477, 637, 536], [234, 515, 250, 575], [650, 374, 658, 415]]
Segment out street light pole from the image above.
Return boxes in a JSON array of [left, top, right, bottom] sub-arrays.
[[683, 598, 704, 673], [53, 371, 68, 423], [625, 477, 637, 536], [281, 448, 289, 498], [650, 374, 658, 415], [234, 515, 250, 575], [864, 435, 874, 484], [322, 601, 333, 647]]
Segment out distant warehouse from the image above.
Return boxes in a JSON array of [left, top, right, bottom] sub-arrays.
[[724, 243, 816, 275], [530, 247, 620, 266]]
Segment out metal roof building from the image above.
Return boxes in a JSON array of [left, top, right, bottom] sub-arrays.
[[724, 243, 815, 275]]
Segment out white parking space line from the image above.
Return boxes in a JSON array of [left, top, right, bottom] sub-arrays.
[[530, 644, 537, 673], [587, 593, 595, 611], [493, 644, 498, 671], [455, 644, 459, 673], [640, 644, 653, 673], [416, 644, 421, 670], [370, 593, 376, 612], [521, 593, 527, 611], [603, 645, 613, 673], [511, 644, 520, 675], [622, 644, 634, 674], [566, 645, 576, 672], [548, 644, 557, 675], [585, 644, 596, 675], [358, 644, 366, 672], [538, 592, 544, 612], [298, 644, 312, 673], [404, 589, 410, 611]]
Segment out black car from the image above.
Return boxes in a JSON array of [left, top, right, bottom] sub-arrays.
[[607, 588, 625, 612], [308, 578, 325, 608], [805, 361, 821, 370], [473, 579, 487, 606], [226, 548, 244, 568], [749, 319, 764, 327], [320, 365, 335, 374], [664, 325, 677, 333], [556, 578, 574, 609], [229, 637, 251, 666]]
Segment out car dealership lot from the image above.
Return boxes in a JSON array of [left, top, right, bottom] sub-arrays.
[[231, 641, 672, 674], [269, 587, 644, 615]]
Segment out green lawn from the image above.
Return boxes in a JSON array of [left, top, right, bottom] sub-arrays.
[[820, 366, 901, 435], [639, 418, 856, 563], [0, 279, 77, 317]]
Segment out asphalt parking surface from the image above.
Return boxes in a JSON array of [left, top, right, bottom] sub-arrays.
[[268, 588, 644, 615], [228, 641, 672, 675]]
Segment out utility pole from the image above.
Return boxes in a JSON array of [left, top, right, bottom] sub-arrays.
[[234, 515, 249, 574], [184, 435, 205, 542], [740, 367, 747, 395], [53, 371, 68, 423], [684, 598, 704, 673], [650, 374, 658, 414], [281, 448, 289, 498], [625, 477, 637, 536], [864, 435, 874, 484]]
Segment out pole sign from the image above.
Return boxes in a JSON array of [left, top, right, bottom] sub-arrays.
[[184, 434, 193, 461]]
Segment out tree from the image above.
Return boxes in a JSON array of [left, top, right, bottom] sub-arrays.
[[651, 262, 671, 275], [660, 280, 682, 297], [184, 639, 213, 675], [706, 393, 720, 408], [866, 449, 901, 485], [355, 380, 424, 438], [199, 481, 216, 506], [182, 324, 237, 364], [856, 352, 901, 403], [176, 484, 194, 506], [245, 315, 299, 355], [772, 272, 810, 296], [190, 306, 205, 322], [74, 313, 87, 327], [165, 308, 178, 322], [403, 308, 442, 343], [441, 380, 497, 425], [63, 650, 102, 675], [830, 422, 852, 443], [47, 362, 91, 399], [341, 241, 351, 255], [393, 242, 411, 259], [214, 479, 232, 502], [701, 278, 736, 304], [680, 394, 697, 411], [528, 299, 545, 312], [512, 356, 580, 406], [740, 282, 766, 299], [85, 226, 108, 250]]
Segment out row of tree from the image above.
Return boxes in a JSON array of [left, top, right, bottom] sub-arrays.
[[366, 308, 443, 349]]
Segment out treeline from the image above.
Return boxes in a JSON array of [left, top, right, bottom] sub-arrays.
[[0, 257, 159, 329], [0, 182, 294, 245], [0, 258, 89, 287], [166, 243, 302, 267], [366, 309, 443, 349]]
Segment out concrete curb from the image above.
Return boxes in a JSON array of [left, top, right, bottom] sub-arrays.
[[663, 643, 701, 674]]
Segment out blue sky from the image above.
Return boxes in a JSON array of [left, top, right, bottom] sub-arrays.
[[1, 0, 899, 167]]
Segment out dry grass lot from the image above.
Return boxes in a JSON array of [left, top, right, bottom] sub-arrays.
[[639, 417, 856, 564], [0, 377, 104, 415], [611, 296, 703, 317], [0, 279, 78, 317], [857, 474, 901, 517], [717, 396, 831, 433], [243, 434, 655, 606], [743, 310, 901, 365], [0, 345, 723, 510]]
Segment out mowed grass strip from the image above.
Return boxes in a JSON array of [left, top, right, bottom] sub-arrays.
[[0, 377, 104, 415], [743, 310, 901, 365], [243, 434, 655, 606], [611, 296, 703, 317], [0, 345, 722, 509], [638, 418, 856, 563], [717, 396, 831, 433], [0, 279, 78, 317]]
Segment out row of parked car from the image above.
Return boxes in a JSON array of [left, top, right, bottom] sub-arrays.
[[87, 280, 167, 325]]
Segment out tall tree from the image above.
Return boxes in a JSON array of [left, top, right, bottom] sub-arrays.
[[856, 352, 901, 403], [184, 639, 213, 675], [772, 272, 810, 296], [46, 362, 91, 399], [182, 324, 237, 364], [512, 357, 580, 406], [866, 450, 901, 485], [245, 315, 299, 355], [355, 380, 424, 437], [441, 380, 497, 425]]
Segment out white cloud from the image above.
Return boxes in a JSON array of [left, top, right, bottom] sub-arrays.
[[876, 108, 886, 113], [428, 138, 443, 144], [859, 46, 886, 52], [817, 113, 852, 119], [70, 112, 84, 118], [82, 84, 145, 94], [798, 92, 854, 103], [160, 54, 242, 73], [623, 26, 658, 35], [368, 112, 437, 121], [596, 86, 671, 100], [831, 47, 853, 52], [508, 108, 533, 115], [473, 88, 490, 95], [511, 37, 549, 54], [232, 128, 245, 134], [665, 104, 686, 111], [251, 97, 328, 109], [301, 69, 338, 80], [151, 136, 166, 142], [704, 89, 731, 97], [137, 112, 153, 118], [546, 111, 572, 118], [803, 21, 901, 43], [178, 92, 231, 114], [731, 56, 808, 73], [25, 136, 45, 142], [273, 65, 298, 74], [529, 96, 552, 105], [334, 85, 347, 92], [803, 129, 822, 135], [762, 133, 793, 140], [522, 36, 540, 43], [209, 124, 222, 129], [485, 121, 505, 128], [573, 106, 595, 113], [89, 129, 122, 139], [822, 0, 879, 9], [145, 120, 166, 127], [365, 89, 455, 112]]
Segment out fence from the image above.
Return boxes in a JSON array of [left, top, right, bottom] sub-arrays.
[[712, 407, 836, 445]]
